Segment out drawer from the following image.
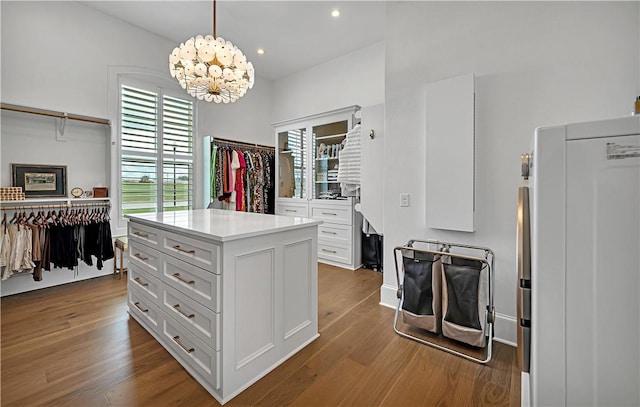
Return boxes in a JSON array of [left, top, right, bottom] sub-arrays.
[[128, 288, 160, 332], [161, 284, 220, 350], [129, 222, 160, 248], [276, 202, 309, 218], [128, 265, 161, 304], [161, 312, 220, 390], [310, 204, 352, 225], [318, 242, 352, 265], [128, 240, 160, 278], [163, 231, 219, 273], [162, 255, 220, 312], [318, 223, 351, 245]]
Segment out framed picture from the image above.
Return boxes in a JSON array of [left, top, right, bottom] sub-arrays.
[[11, 164, 67, 198]]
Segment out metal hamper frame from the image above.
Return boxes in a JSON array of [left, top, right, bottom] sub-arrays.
[[393, 239, 495, 364]]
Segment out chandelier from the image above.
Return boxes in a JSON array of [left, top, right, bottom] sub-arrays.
[[169, 0, 254, 103]]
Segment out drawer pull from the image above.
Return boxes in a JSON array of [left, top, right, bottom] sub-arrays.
[[133, 277, 149, 287], [172, 272, 195, 285], [133, 231, 149, 238], [173, 245, 196, 254], [133, 301, 149, 313], [173, 304, 195, 319], [134, 253, 149, 261], [322, 248, 337, 254], [285, 209, 296, 212], [321, 230, 337, 235], [322, 212, 337, 216], [172, 335, 195, 354]]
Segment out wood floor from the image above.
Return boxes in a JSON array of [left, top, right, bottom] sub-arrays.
[[1, 264, 520, 407]]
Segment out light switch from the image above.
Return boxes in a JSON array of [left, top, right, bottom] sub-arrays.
[[400, 193, 410, 207]]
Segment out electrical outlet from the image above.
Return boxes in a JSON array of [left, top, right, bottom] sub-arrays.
[[400, 193, 410, 207]]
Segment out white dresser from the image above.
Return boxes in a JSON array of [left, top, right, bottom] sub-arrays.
[[126, 209, 320, 405]]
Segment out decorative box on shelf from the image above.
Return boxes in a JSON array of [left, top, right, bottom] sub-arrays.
[[0, 187, 25, 201], [93, 187, 108, 198]]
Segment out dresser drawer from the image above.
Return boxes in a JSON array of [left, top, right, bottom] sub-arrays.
[[318, 223, 351, 245], [161, 284, 220, 350], [275, 202, 309, 218], [310, 204, 352, 225], [128, 265, 161, 304], [161, 313, 220, 390], [162, 255, 220, 312], [128, 288, 160, 332], [128, 240, 160, 278], [129, 222, 160, 248], [318, 242, 352, 264], [163, 231, 219, 273]]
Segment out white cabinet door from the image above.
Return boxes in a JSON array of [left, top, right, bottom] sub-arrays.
[[359, 104, 384, 234]]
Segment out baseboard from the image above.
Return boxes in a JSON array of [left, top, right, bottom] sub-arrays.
[[380, 284, 517, 347]]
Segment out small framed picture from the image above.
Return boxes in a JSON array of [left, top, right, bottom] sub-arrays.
[[11, 163, 67, 198]]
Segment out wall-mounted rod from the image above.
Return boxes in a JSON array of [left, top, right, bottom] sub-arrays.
[[0, 202, 111, 211], [212, 137, 274, 150], [1, 103, 110, 126]]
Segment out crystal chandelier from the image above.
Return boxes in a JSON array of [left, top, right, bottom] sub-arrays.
[[169, 0, 254, 103]]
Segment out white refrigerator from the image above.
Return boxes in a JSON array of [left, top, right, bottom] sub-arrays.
[[518, 115, 640, 406]]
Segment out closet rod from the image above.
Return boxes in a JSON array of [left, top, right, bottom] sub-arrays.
[[1, 103, 111, 126], [212, 137, 274, 150], [0, 202, 111, 211]]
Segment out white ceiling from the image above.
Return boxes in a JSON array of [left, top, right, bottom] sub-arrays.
[[81, 1, 386, 81]]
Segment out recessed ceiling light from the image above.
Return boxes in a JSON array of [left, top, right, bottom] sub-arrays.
[[331, 9, 340, 18], [257, 48, 265, 55]]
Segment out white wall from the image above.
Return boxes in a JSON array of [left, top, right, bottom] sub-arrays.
[[272, 41, 385, 123], [382, 1, 640, 344]]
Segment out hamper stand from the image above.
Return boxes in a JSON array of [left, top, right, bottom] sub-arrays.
[[393, 239, 495, 364]]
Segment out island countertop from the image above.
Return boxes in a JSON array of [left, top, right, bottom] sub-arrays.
[[126, 209, 321, 242]]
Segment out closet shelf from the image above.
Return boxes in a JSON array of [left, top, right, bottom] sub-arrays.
[[1, 197, 111, 206], [315, 133, 347, 141]]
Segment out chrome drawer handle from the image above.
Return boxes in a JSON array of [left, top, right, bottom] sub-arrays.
[[322, 212, 337, 216], [134, 253, 149, 261], [133, 277, 148, 287], [172, 272, 195, 285], [285, 209, 296, 212], [321, 230, 337, 235], [173, 245, 195, 254], [172, 335, 195, 354], [322, 248, 337, 254], [133, 231, 149, 238], [173, 304, 195, 319], [133, 301, 149, 313]]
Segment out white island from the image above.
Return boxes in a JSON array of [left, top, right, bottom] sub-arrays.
[[126, 209, 321, 405]]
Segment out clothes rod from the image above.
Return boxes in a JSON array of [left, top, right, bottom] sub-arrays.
[[1, 103, 111, 126], [212, 137, 274, 150], [0, 202, 111, 211]]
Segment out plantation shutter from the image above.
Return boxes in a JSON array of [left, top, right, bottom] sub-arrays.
[[120, 85, 193, 216], [162, 95, 193, 212]]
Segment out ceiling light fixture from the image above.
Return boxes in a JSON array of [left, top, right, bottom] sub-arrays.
[[169, 0, 254, 103], [331, 9, 340, 17], [257, 48, 265, 55]]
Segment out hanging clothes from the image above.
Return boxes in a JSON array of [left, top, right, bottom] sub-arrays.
[[337, 123, 362, 197], [210, 141, 275, 214], [0, 206, 114, 281]]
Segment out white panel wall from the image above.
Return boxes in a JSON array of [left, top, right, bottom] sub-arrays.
[[272, 42, 385, 123], [425, 74, 475, 232], [383, 1, 639, 345]]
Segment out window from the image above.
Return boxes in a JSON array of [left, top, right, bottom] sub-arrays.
[[120, 84, 194, 216]]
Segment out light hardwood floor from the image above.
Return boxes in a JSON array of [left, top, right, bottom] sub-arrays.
[[1, 264, 520, 406]]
